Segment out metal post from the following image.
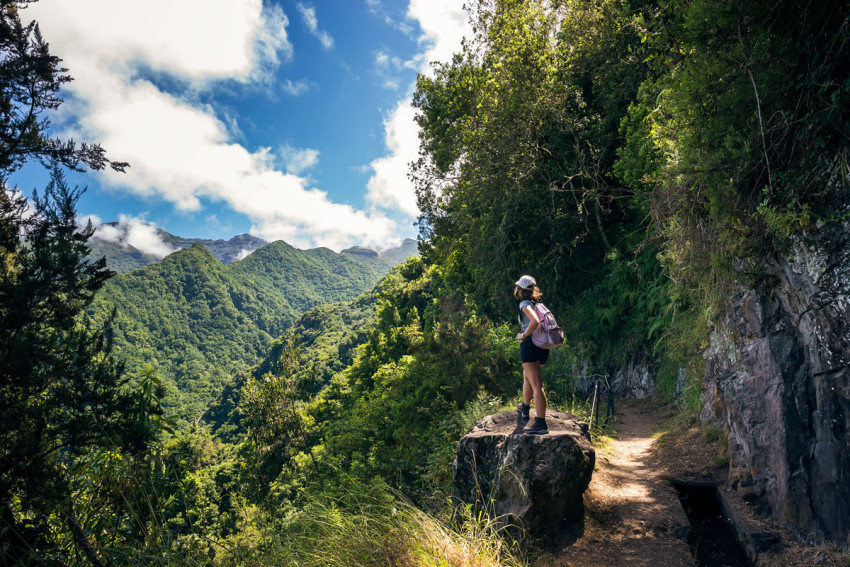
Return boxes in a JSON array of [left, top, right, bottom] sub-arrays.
[[589, 381, 598, 427], [595, 380, 601, 427]]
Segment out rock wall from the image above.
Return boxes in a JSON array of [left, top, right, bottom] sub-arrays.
[[701, 222, 850, 548], [571, 354, 654, 399]]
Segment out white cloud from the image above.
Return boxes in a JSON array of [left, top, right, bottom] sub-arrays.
[[28, 0, 292, 86], [407, 0, 471, 67], [373, 50, 412, 90], [281, 79, 312, 96], [280, 145, 320, 175], [366, 101, 420, 215], [205, 214, 233, 235], [235, 248, 255, 261], [296, 2, 334, 50], [365, 1, 471, 216], [90, 215, 178, 259], [367, 0, 414, 35], [85, 78, 396, 249], [23, 0, 400, 251]]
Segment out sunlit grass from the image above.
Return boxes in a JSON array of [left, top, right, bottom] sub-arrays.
[[251, 485, 525, 567]]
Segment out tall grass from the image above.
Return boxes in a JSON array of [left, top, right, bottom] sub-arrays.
[[57, 474, 525, 566], [242, 483, 524, 567]]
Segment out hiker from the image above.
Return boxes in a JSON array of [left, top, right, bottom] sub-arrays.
[[514, 275, 548, 435]]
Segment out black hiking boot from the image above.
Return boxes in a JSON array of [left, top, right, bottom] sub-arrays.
[[516, 403, 530, 422], [525, 417, 548, 435]]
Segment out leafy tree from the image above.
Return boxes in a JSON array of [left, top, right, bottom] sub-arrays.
[[411, 0, 679, 379], [0, 171, 160, 564], [290, 258, 518, 500], [238, 338, 310, 503]]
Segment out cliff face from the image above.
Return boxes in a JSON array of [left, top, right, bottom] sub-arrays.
[[701, 221, 850, 548]]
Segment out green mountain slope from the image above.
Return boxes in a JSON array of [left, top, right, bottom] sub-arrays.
[[87, 239, 159, 273], [89, 241, 389, 424], [204, 288, 379, 440]]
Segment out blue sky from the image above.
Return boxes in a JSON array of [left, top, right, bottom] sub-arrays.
[[12, 0, 470, 253]]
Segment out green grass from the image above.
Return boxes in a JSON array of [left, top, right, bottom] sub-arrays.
[[243, 484, 526, 567]]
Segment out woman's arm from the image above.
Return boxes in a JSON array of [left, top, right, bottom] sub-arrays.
[[517, 304, 540, 341]]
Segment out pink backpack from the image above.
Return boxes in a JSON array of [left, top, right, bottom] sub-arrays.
[[531, 303, 564, 349]]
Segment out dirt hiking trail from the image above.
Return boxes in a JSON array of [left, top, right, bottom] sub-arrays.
[[554, 401, 695, 566]]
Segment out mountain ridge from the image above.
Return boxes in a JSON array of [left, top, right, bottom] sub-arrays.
[[88, 222, 418, 274]]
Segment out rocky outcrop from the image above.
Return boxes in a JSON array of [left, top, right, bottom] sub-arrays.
[[612, 354, 654, 398], [572, 355, 654, 399], [452, 411, 594, 542], [701, 221, 850, 549]]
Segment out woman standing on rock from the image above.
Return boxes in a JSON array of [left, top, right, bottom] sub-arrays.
[[514, 275, 548, 435]]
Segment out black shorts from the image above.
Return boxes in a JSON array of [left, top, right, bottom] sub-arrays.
[[520, 338, 549, 365]]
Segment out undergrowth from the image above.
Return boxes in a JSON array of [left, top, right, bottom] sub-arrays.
[[245, 482, 525, 567]]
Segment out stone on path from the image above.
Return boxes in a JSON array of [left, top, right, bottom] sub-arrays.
[[452, 410, 595, 542]]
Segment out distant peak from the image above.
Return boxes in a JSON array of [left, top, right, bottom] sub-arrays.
[[228, 234, 267, 245], [183, 242, 215, 256], [341, 246, 379, 258]]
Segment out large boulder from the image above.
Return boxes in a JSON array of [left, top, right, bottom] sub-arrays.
[[452, 410, 595, 542]]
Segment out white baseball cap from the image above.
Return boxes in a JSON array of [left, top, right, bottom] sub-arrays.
[[515, 275, 536, 290]]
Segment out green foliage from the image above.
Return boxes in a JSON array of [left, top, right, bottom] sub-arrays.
[[622, 0, 850, 299], [45, 424, 254, 565], [411, 0, 685, 402], [273, 257, 521, 501], [569, 243, 672, 367], [87, 239, 390, 426], [0, 170, 161, 563], [422, 392, 507, 506], [238, 338, 309, 503], [7, 0, 849, 562], [202, 291, 378, 442], [651, 299, 710, 411], [267, 286, 379, 395], [244, 481, 523, 567], [413, 0, 654, 320]]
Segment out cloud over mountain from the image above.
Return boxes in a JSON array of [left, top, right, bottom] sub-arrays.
[[86, 215, 177, 259]]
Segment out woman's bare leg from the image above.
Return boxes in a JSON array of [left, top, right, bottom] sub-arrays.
[[522, 361, 547, 419], [522, 368, 533, 406]]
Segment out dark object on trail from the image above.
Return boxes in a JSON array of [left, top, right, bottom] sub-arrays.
[[672, 481, 753, 567]]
